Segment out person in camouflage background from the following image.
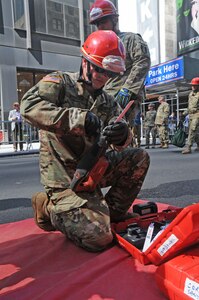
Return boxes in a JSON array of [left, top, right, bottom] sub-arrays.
[[20, 31, 150, 252], [144, 103, 157, 149], [89, 0, 151, 122], [182, 77, 199, 154], [155, 95, 170, 149]]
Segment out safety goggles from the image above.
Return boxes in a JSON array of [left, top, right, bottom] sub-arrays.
[[92, 64, 117, 78]]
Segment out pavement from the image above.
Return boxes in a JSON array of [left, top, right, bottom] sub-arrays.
[[0, 142, 40, 157]]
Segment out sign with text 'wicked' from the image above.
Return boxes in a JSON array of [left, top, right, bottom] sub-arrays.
[[145, 56, 184, 87]]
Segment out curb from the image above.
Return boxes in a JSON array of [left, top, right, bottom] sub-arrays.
[[0, 149, 39, 158]]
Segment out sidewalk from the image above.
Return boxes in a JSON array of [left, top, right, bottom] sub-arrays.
[[0, 142, 40, 157]]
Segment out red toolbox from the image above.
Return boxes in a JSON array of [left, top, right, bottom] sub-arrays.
[[156, 246, 199, 300], [112, 203, 199, 265]]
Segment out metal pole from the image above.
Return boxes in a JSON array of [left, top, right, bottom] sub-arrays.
[[78, 0, 84, 45], [24, 0, 32, 49], [176, 88, 179, 124], [0, 71, 5, 141]]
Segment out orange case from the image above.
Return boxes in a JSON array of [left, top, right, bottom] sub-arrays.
[[112, 203, 199, 265], [156, 246, 199, 300]]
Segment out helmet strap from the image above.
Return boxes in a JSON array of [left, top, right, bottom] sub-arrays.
[[78, 60, 92, 86]]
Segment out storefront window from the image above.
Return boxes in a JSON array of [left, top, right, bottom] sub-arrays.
[[12, 0, 26, 29], [17, 70, 50, 101], [17, 72, 33, 101]]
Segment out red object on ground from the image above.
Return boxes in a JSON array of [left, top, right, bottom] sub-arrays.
[[156, 246, 199, 300], [112, 203, 199, 266], [0, 200, 169, 300]]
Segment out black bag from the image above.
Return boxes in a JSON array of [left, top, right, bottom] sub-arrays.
[[171, 128, 186, 148]]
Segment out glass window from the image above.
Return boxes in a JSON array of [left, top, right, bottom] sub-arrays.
[[17, 72, 33, 101], [65, 5, 80, 39], [33, 0, 80, 40], [34, 0, 47, 33], [47, 0, 64, 36], [12, 0, 26, 29], [17, 70, 50, 101]]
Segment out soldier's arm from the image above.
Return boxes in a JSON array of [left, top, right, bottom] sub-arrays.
[[20, 72, 87, 135], [122, 33, 151, 97]]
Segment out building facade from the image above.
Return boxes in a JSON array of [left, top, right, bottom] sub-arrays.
[[0, 0, 118, 122]]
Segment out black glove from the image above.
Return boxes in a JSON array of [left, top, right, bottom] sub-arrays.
[[85, 111, 100, 136], [103, 121, 128, 145]]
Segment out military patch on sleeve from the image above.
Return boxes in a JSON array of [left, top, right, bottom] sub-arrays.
[[41, 75, 61, 84]]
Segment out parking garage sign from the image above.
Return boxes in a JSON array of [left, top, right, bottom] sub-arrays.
[[145, 56, 184, 87]]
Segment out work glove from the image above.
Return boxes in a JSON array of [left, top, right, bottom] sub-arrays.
[[115, 88, 132, 109], [103, 121, 128, 146], [85, 111, 100, 137]]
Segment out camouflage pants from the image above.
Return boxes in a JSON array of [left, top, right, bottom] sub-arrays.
[[187, 116, 199, 147], [156, 125, 169, 144], [145, 126, 157, 146], [48, 147, 150, 252], [131, 125, 141, 146]]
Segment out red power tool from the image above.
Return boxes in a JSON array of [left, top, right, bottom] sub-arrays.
[[70, 100, 134, 192]]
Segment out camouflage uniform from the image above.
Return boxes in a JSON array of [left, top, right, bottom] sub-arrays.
[[21, 71, 150, 252], [183, 90, 199, 149], [144, 109, 157, 148], [104, 31, 151, 120], [155, 102, 170, 146]]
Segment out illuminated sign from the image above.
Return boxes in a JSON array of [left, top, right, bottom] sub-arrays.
[[145, 56, 184, 87]]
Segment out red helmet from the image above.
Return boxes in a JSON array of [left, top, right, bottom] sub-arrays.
[[81, 30, 126, 74], [191, 77, 199, 85], [89, 0, 118, 24]]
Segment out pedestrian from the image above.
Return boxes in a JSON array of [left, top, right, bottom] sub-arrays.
[[182, 77, 199, 154], [131, 111, 142, 148], [168, 111, 177, 141], [183, 114, 189, 137], [155, 95, 170, 149], [20, 30, 150, 252], [144, 103, 157, 149], [89, 0, 151, 122], [8, 102, 23, 151]]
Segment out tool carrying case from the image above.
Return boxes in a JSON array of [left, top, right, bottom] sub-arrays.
[[155, 246, 199, 300], [112, 203, 199, 265]]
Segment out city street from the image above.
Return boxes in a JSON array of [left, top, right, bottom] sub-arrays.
[[0, 146, 199, 224]]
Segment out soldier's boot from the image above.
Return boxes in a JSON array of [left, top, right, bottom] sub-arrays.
[[162, 143, 169, 149], [32, 192, 56, 231], [182, 146, 192, 154], [145, 145, 149, 149], [151, 144, 156, 149], [158, 143, 164, 148]]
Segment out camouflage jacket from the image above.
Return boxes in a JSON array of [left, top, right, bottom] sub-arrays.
[[183, 91, 199, 117], [155, 102, 170, 125], [144, 110, 156, 127], [103, 31, 151, 101], [20, 71, 131, 189]]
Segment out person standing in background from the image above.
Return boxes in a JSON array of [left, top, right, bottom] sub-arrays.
[[168, 111, 177, 141], [155, 95, 170, 149], [182, 77, 199, 154], [131, 111, 142, 148], [144, 103, 157, 149], [89, 0, 151, 122], [8, 102, 23, 152]]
